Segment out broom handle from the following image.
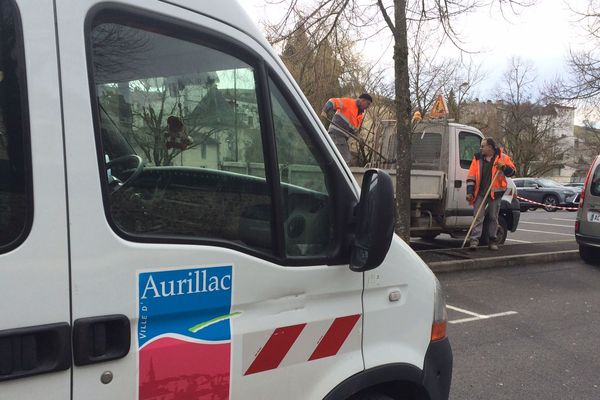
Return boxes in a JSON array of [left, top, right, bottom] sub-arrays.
[[461, 169, 502, 248]]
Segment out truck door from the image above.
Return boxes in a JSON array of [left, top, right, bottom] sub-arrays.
[[55, 1, 364, 399], [452, 130, 483, 228], [0, 0, 71, 397]]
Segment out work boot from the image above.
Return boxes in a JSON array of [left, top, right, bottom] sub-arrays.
[[488, 238, 499, 251], [469, 239, 478, 251]]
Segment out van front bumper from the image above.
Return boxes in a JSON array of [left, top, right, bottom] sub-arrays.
[[422, 337, 453, 400]]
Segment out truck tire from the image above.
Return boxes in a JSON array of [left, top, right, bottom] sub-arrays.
[[579, 245, 600, 265], [543, 195, 559, 212], [480, 215, 508, 245]]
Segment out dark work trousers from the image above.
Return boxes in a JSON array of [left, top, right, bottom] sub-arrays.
[[471, 193, 502, 242], [329, 129, 352, 165]]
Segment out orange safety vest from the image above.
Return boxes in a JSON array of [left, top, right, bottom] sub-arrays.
[[328, 97, 364, 130], [467, 148, 516, 205]]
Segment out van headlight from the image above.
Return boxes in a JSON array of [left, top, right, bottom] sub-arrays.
[[431, 277, 448, 342]]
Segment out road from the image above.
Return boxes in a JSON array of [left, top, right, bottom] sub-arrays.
[[411, 210, 576, 250], [440, 259, 600, 400]]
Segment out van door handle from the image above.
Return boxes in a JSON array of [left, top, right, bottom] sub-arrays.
[[0, 322, 71, 382], [73, 315, 130, 366], [454, 180, 462, 188]]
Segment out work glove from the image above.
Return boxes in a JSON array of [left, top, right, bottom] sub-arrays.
[[466, 193, 473, 202]]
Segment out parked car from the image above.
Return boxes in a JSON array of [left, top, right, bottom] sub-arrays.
[[576, 156, 600, 264], [513, 178, 579, 212]]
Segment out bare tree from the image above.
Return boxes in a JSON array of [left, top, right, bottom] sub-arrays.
[[497, 58, 570, 177], [544, 1, 600, 120], [265, 0, 532, 242], [578, 120, 600, 156]]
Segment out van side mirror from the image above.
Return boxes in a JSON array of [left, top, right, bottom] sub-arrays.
[[350, 169, 395, 272]]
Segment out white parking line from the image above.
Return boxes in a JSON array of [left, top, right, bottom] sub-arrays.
[[516, 228, 573, 236], [446, 304, 518, 324], [506, 238, 532, 243], [552, 218, 577, 222], [520, 221, 573, 228], [449, 311, 518, 324], [446, 304, 482, 317]]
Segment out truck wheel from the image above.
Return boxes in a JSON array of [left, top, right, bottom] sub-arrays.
[[579, 245, 600, 265], [543, 195, 559, 212], [519, 205, 528, 212]]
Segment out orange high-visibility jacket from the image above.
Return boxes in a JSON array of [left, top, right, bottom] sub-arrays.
[[324, 97, 364, 132], [466, 148, 516, 205]]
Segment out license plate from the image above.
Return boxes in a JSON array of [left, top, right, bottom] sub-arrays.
[[588, 211, 600, 223]]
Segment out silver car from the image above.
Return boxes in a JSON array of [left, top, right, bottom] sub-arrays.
[[576, 155, 600, 264]]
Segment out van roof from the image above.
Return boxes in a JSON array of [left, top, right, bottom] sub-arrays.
[[165, 0, 266, 45]]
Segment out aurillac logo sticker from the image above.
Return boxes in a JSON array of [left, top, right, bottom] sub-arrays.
[[137, 265, 236, 400]]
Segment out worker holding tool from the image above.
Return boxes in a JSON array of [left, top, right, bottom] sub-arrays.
[[321, 94, 372, 164], [466, 138, 516, 251]]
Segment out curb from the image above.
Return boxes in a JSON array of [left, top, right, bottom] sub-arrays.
[[428, 250, 580, 273]]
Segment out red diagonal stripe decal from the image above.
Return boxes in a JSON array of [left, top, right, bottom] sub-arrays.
[[244, 323, 306, 375], [308, 314, 361, 361]]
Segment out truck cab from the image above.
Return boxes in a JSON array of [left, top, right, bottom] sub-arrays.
[[0, 0, 451, 399]]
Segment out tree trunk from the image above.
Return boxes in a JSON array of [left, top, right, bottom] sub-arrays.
[[394, 0, 412, 242]]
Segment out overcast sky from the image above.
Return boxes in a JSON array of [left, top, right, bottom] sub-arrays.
[[240, 0, 591, 107]]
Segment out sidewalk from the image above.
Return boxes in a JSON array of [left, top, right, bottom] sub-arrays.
[[418, 240, 579, 273]]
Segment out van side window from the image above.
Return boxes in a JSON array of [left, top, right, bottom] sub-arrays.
[[591, 165, 600, 197], [269, 79, 334, 257], [0, 1, 31, 251], [90, 21, 274, 253], [458, 132, 481, 169]]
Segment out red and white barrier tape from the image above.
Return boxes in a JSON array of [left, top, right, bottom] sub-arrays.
[[516, 195, 579, 211]]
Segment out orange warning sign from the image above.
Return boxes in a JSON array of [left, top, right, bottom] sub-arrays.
[[429, 95, 448, 118]]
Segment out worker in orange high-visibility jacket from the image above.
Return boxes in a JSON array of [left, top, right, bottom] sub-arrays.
[[466, 137, 516, 251], [321, 94, 372, 165]]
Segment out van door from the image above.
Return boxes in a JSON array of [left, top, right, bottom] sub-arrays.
[[55, 1, 363, 399], [452, 130, 484, 228], [0, 0, 70, 397]]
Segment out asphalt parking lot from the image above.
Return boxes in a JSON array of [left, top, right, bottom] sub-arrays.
[[507, 209, 576, 244], [440, 259, 600, 400], [411, 210, 576, 250]]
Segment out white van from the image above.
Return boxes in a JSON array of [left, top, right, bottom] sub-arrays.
[[0, 1, 451, 399]]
